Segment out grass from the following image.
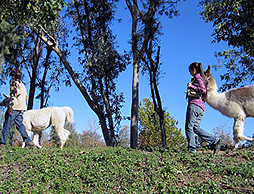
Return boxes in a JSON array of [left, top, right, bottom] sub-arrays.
[[0, 145, 253, 193]]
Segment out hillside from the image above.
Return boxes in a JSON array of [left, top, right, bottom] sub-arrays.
[[0, 145, 253, 193]]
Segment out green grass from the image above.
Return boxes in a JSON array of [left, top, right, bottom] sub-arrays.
[[0, 145, 253, 193]]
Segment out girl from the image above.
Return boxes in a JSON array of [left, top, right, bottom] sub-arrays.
[[185, 62, 221, 154]]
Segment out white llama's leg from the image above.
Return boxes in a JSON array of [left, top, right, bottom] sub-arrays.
[[22, 129, 31, 148], [53, 125, 70, 149], [21, 142, 25, 148], [33, 132, 42, 149], [233, 117, 244, 149], [233, 117, 254, 149]]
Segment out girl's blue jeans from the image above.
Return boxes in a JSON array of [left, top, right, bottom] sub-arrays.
[[0, 110, 31, 145], [185, 103, 216, 151]]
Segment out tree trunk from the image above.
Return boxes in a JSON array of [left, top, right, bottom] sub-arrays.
[[130, 60, 139, 148], [152, 80, 167, 147], [126, 0, 139, 149], [27, 36, 42, 110], [56, 48, 112, 146], [149, 47, 167, 148]]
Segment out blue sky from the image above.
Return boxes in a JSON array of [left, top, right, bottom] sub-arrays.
[[1, 0, 253, 142]]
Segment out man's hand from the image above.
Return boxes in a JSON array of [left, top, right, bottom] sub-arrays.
[[8, 106, 13, 114]]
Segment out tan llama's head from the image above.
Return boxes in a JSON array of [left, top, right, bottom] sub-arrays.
[[204, 66, 218, 91]]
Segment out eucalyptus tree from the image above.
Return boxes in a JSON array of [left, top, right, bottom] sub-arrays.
[[200, 0, 254, 91], [67, 0, 127, 146], [141, 45, 167, 147], [0, 19, 23, 85], [0, 7, 69, 110], [0, 0, 127, 146], [26, 22, 70, 109], [126, 0, 181, 148]]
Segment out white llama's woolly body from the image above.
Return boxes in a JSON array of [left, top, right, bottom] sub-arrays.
[[205, 66, 254, 148], [22, 106, 74, 149]]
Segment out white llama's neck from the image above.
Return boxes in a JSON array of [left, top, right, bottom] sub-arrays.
[[206, 82, 225, 110]]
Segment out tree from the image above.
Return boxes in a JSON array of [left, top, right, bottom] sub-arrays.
[[48, 127, 60, 148], [118, 125, 130, 147], [0, 15, 70, 145], [0, 19, 23, 73], [212, 123, 233, 147], [66, 0, 127, 146], [126, 0, 181, 148], [199, 0, 254, 91], [0, 0, 127, 146], [63, 123, 81, 148], [80, 130, 106, 148], [80, 118, 106, 148], [0, 16, 69, 110], [138, 98, 186, 148]]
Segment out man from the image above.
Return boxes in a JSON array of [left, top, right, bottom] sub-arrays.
[[0, 69, 35, 148]]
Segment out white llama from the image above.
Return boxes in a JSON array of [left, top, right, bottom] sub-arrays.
[[1, 95, 74, 149], [204, 66, 254, 149], [22, 106, 74, 149]]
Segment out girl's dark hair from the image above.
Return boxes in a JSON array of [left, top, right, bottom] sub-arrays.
[[189, 62, 205, 82], [10, 68, 22, 80]]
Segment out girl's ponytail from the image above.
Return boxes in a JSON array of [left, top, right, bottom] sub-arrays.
[[198, 63, 205, 83], [189, 62, 206, 83]]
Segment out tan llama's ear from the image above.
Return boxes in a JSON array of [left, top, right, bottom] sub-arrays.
[[207, 65, 211, 73]]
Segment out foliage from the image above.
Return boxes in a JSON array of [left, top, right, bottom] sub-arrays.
[[0, 145, 254, 193], [0, 0, 126, 146], [118, 125, 130, 147], [212, 123, 234, 147], [138, 98, 187, 148], [48, 127, 60, 148], [0, 19, 23, 75], [214, 49, 254, 91], [126, 0, 181, 148], [48, 122, 83, 148], [63, 123, 81, 148], [80, 129, 106, 149], [66, 0, 128, 145], [39, 132, 52, 148], [0, 11, 70, 109], [199, 0, 254, 91], [200, 0, 254, 55], [0, 0, 65, 28], [80, 118, 106, 148]]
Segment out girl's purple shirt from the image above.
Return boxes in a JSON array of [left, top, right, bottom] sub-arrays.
[[188, 73, 206, 111]]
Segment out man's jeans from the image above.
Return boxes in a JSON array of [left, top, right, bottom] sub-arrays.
[[0, 110, 31, 145], [185, 103, 216, 151]]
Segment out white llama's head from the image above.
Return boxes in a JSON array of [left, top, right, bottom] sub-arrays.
[[204, 66, 218, 91]]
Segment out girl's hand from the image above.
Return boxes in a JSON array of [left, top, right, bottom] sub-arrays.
[[187, 82, 192, 87]]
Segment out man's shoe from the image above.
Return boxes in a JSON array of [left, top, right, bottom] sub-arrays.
[[0, 144, 5, 148], [26, 142, 35, 148], [213, 138, 221, 154]]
